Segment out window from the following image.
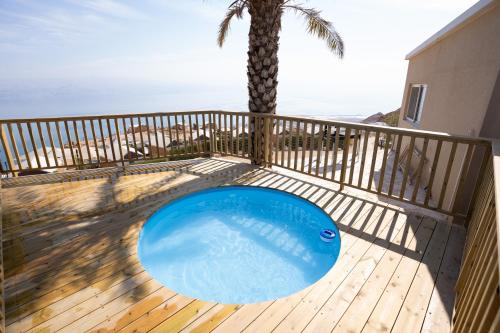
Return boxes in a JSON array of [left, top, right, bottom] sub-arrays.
[[406, 84, 426, 123]]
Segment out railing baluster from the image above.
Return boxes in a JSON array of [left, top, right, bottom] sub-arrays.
[[73, 120, 84, 165], [349, 129, 359, 184], [0, 124, 14, 174], [55, 121, 68, 167], [137, 116, 146, 159], [224, 114, 229, 155], [399, 136, 415, 199], [173, 115, 180, 156], [280, 119, 286, 167], [202, 113, 208, 154], [323, 125, 331, 178], [187, 114, 194, 155], [229, 114, 234, 156], [388, 134, 403, 197], [64, 121, 76, 166], [105, 118, 116, 162], [331, 127, 340, 181], [216, 112, 221, 153], [81, 120, 92, 165], [438, 141, 458, 209], [301, 122, 308, 172], [377, 132, 391, 193], [122, 118, 131, 162], [166, 115, 173, 157], [307, 123, 315, 174], [90, 119, 100, 165], [254, 115, 260, 162], [114, 118, 124, 165], [153, 116, 160, 159], [411, 137, 429, 202], [340, 127, 351, 190], [264, 117, 271, 166], [315, 123, 323, 176], [97, 119, 108, 163], [27, 122, 41, 168], [195, 114, 201, 154], [368, 130, 380, 190], [45, 122, 59, 168], [145, 116, 153, 160], [18, 123, 32, 169], [424, 140, 443, 207], [287, 120, 293, 169], [357, 129, 369, 187], [35, 122, 50, 168], [275, 118, 280, 165], [180, 114, 187, 154], [7, 123, 22, 171], [160, 116, 167, 158]]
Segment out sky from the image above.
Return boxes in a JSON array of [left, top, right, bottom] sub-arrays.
[[0, 0, 478, 119]]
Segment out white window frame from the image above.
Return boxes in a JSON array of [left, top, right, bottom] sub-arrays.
[[405, 84, 427, 123]]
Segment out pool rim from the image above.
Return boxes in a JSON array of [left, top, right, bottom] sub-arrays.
[[136, 184, 342, 304], [139, 184, 340, 233]]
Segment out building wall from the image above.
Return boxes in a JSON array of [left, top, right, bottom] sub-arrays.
[[398, 3, 500, 213]]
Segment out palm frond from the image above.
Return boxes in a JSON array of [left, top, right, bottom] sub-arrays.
[[217, 0, 247, 47], [285, 4, 344, 58]]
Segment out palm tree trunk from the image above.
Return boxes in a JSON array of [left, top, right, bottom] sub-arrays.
[[247, 0, 283, 165]]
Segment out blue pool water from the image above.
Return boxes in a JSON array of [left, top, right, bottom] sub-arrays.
[[137, 186, 341, 304]]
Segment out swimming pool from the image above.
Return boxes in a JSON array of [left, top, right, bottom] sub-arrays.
[[137, 186, 340, 304]]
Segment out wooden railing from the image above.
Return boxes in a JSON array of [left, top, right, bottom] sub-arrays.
[[0, 111, 491, 217], [0, 111, 215, 174], [451, 140, 499, 333], [248, 112, 490, 217], [0, 111, 498, 332]]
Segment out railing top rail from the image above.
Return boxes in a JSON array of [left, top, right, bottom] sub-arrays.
[[220, 111, 492, 145], [0, 110, 223, 123]]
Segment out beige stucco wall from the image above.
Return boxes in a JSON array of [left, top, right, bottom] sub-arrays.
[[398, 3, 500, 213]]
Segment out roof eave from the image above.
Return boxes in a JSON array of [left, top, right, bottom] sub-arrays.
[[405, 0, 498, 60]]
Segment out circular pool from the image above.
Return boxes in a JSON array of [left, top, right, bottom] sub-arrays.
[[137, 186, 340, 304]]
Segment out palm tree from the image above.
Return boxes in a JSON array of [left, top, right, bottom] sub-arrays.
[[218, 0, 344, 164]]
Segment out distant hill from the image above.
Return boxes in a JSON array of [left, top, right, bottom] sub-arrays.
[[382, 109, 400, 127], [362, 109, 400, 127], [361, 112, 384, 124]]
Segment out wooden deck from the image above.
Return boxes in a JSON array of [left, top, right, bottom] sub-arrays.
[[1, 157, 465, 333]]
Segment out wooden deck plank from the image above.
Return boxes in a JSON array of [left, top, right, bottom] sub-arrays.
[[0, 158, 461, 333], [87, 286, 171, 332], [118, 294, 194, 333], [361, 217, 441, 333], [329, 214, 431, 332], [31, 275, 162, 332], [421, 226, 466, 333], [391, 220, 452, 333]]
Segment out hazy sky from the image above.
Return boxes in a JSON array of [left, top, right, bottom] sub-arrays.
[[0, 0, 477, 118]]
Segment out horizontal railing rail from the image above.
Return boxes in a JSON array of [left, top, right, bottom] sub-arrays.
[[0, 111, 492, 217]]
